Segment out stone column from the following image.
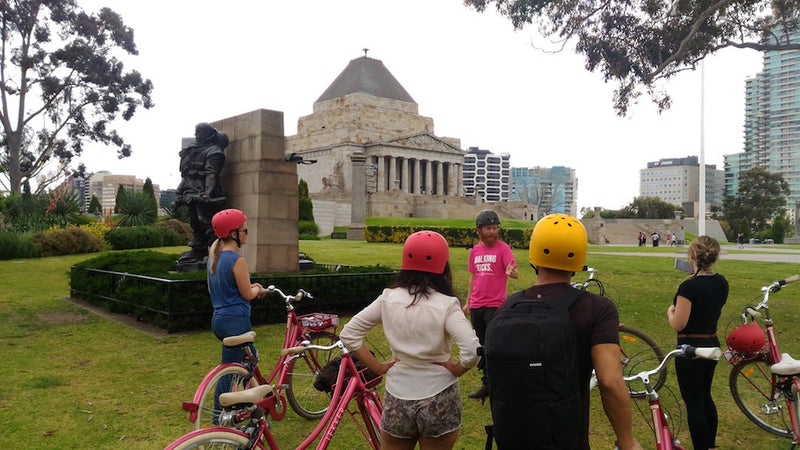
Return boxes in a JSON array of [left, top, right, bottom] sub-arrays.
[[376, 154, 385, 192], [413, 159, 421, 194], [385, 156, 393, 191], [454, 163, 461, 196], [402, 158, 409, 193], [435, 161, 444, 195], [217, 109, 297, 273], [348, 153, 367, 240], [424, 160, 433, 195]]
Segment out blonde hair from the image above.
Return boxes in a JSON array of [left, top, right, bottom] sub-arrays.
[[208, 239, 222, 274], [688, 235, 720, 276]]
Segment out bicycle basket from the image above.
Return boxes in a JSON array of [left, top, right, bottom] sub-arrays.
[[298, 312, 339, 332]]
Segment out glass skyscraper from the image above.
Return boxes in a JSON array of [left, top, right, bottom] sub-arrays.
[[724, 28, 800, 211]]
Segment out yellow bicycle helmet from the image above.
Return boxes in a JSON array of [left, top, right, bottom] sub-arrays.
[[528, 214, 587, 272]]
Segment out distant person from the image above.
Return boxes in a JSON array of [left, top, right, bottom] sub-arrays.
[[667, 236, 728, 450], [340, 230, 479, 450], [462, 209, 519, 401], [737, 232, 745, 249], [651, 231, 660, 247], [637, 231, 646, 247]]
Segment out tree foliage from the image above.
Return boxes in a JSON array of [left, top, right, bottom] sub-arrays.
[[88, 194, 102, 214], [602, 196, 682, 219], [464, 0, 800, 115], [0, 0, 154, 194], [723, 166, 789, 235]]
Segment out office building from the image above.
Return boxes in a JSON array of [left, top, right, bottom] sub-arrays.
[[462, 147, 511, 202], [640, 156, 724, 214]]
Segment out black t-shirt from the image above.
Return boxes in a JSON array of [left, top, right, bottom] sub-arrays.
[[673, 274, 729, 334], [521, 282, 620, 449]]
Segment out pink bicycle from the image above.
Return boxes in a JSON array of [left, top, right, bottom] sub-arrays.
[[620, 345, 722, 450], [725, 275, 800, 442], [182, 285, 339, 429], [166, 340, 383, 449]]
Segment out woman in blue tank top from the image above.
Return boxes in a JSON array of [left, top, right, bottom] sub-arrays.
[[208, 209, 266, 365]]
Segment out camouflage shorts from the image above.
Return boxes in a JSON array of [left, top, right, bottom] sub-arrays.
[[381, 382, 462, 439]]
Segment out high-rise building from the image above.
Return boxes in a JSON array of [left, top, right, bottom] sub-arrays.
[[510, 166, 577, 217], [640, 156, 724, 214], [462, 147, 510, 202], [87, 171, 159, 214], [724, 28, 800, 212]]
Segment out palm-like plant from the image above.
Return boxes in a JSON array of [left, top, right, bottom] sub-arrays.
[[116, 191, 157, 226]]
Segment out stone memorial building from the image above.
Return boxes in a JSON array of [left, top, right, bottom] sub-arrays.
[[286, 54, 502, 237]]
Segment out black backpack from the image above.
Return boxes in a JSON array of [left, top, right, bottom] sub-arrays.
[[484, 286, 584, 449]]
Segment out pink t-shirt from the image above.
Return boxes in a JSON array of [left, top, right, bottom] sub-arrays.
[[468, 241, 517, 308]]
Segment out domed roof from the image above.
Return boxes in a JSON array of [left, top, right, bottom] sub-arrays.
[[316, 56, 416, 104]]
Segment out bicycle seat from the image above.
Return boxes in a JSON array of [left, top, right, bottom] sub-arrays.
[[219, 384, 273, 407], [771, 353, 800, 376], [223, 331, 257, 347]]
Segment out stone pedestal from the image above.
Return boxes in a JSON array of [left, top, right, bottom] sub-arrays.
[[215, 109, 298, 273], [348, 153, 367, 240]]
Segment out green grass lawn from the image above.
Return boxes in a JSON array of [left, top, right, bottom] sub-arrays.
[[1, 243, 799, 448]]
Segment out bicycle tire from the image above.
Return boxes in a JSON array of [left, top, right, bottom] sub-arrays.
[[729, 357, 793, 439], [618, 325, 666, 397], [193, 365, 259, 430], [166, 428, 264, 449], [286, 330, 338, 419]]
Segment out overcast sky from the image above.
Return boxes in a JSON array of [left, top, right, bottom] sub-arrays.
[[75, 0, 764, 212]]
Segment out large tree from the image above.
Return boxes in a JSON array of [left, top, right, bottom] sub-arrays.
[[0, 0, 153, 194], [723, 166, 789, 235], [464, 0, 800, 115]]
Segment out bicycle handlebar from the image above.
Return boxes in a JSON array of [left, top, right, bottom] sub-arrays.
[[622, 345, 721, 384], [280, 340, 345, 356], [742, 275, 800, 322], [260, 285, 312, 303]]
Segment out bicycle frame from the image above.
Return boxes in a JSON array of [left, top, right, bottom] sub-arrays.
[[623, 345, 721, 450], [169, 342, 383, 450], [725, 275, 800, 443], [183, 285, 338, 424], [293, 342, 383, 450]]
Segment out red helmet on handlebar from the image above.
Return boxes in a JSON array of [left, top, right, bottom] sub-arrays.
[[726, 323, 765, 354]]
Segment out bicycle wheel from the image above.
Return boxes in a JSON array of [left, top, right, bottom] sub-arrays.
[[729, 358, 793, 439], [194, 365, 258, 430], [286, 331, 338, 419], [166, 428, 262, 449], [618, 325, 666, 397]]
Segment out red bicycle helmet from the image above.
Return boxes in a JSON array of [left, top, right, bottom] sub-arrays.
[[212, 209, 247, 238], [401, 230, 449, 274], [726, 323, 765, 354]]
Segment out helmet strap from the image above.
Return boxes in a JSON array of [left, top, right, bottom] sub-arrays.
[[232, 230, 242, 248]]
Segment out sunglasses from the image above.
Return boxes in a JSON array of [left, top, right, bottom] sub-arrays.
[[240, 228, 249, 235]]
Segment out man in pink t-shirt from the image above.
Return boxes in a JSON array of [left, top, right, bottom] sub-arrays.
[[462, 209, 518, 400]]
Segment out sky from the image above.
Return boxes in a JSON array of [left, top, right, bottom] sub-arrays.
[[74, 0, 765, 212]]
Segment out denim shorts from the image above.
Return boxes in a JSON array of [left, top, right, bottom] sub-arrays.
[[381, 382, 461, 439]]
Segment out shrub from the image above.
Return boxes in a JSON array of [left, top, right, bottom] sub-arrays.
[[105, 226, 164, 250], [156, 219, 191, 245], [159, 227, 183, 246], [298, 220, 319, 236], [78, 221, 112, 242], [0, 232, 38, 259], [30, 227, 104, 256]]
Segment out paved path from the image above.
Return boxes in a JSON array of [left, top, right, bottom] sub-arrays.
[[590, 245, 800, 264]]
